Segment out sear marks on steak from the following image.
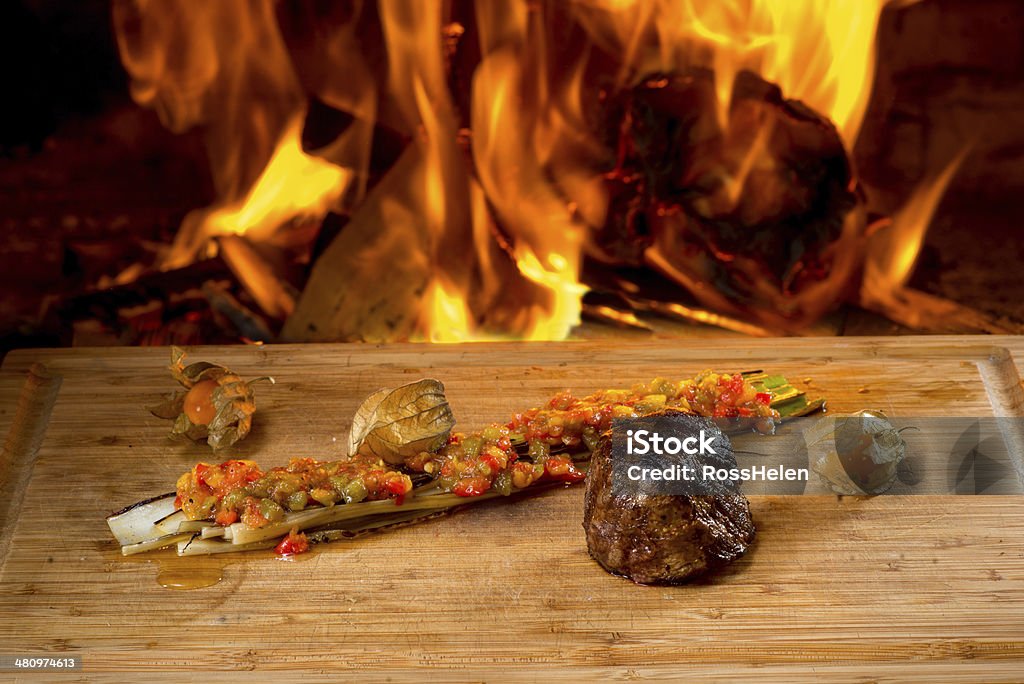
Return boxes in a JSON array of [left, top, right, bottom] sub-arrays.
[[582, 411, 756, 584]]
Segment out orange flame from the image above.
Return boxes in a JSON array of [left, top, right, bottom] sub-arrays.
[[862, 147, 970, 312], [113, 0, 354, 268], [203, 118, 351, 244], [372, 1, 594, 341], [424, 278, 475, 343]]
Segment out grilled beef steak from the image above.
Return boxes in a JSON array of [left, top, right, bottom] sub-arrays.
[[582, 411, 756, 584]]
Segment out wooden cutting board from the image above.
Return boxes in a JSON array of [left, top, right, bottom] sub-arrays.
[[1, 336, 1024, 682]]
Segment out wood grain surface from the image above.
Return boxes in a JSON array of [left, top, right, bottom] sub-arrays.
[[1, 336, 1023, 682]]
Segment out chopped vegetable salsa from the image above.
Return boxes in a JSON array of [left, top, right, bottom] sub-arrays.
[[175, 455, 413, 527], [174, 371, 778, 542], [406, 371, 777, 497]]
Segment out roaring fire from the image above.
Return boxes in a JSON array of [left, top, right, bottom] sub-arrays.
[[114, 0, 954, 340]]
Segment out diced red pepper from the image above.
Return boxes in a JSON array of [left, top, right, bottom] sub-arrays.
[[480, 453, 502, 475], [385, 476, 410, 505], [755, 392, 772, 405], [544, 457, 586, 483], [194, 463, 210, 488], [241, 497, 267, 528], [453, 476, 491, 497], [726, 374, 746, 396], [274, 529, 309, 556], [215, 508, 239, 526], [546, 392, 576, 411]]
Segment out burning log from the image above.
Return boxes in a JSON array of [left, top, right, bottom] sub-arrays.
[[594, 68, 864, 333], [281, 145, 562, 343], [280, 149, 436, 342], [47, 256, 271, 347], [860, 285, 1022, 335], [217, 234, 298, 321], [201, 281, 274, 343]]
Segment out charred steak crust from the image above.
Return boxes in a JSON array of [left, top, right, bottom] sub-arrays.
[[582, 410, 756, 584]]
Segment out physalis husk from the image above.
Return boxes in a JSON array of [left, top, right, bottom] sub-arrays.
[[149, 346, 274, 451]]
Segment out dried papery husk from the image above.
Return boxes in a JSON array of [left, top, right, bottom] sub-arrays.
[[807, 410, 907, 495], [150, 346, 274, 451], [149, 392, 185, 419], [169, 345, 220, 388], [349, 379, 455, 465]]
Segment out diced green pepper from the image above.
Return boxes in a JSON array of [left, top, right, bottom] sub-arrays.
[[259, 498, 285, 523], [342, 480, 368, 504], [463, 436, 483, 458], [310, 488, 337, 507], [493, 470, 512, 496], [528, 440, 549, 461], [285, 491, 308, 512]]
